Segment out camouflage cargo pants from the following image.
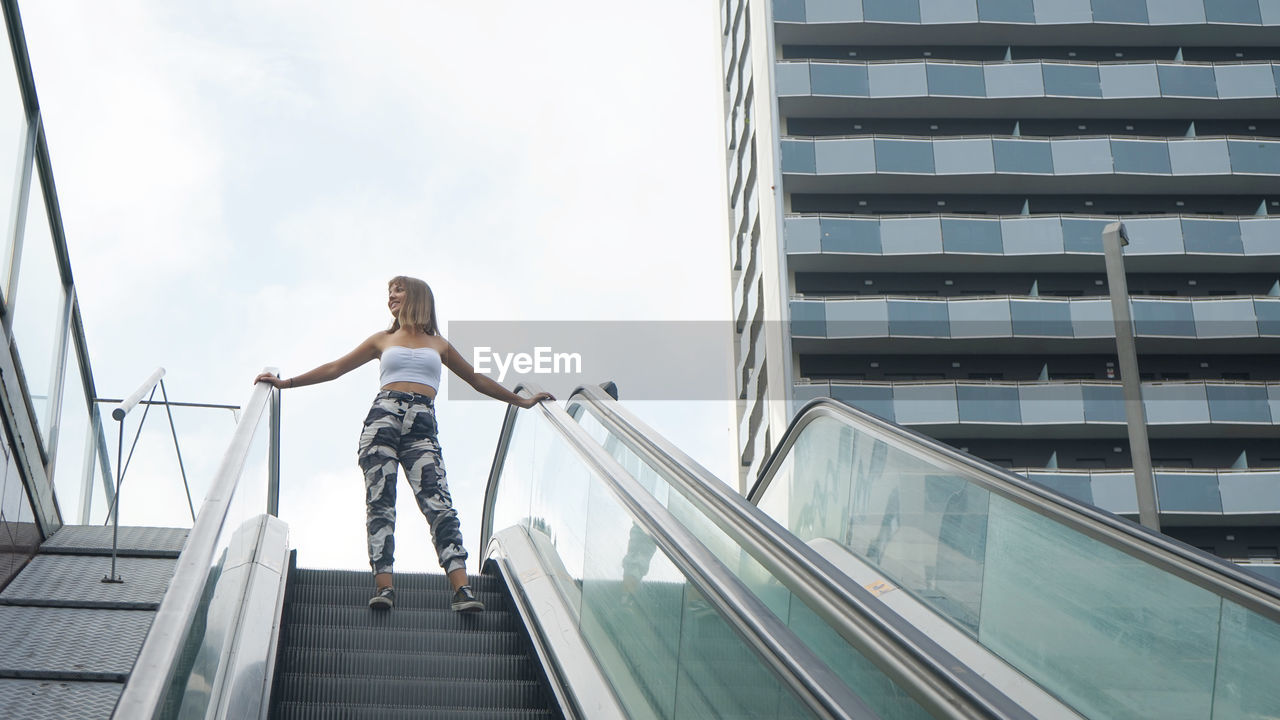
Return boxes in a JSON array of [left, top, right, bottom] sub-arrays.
[[357, 390, 467, 575]]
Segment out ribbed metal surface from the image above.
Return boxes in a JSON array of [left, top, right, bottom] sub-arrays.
[[278, 649, 535, 681], [0, 554, 175, 609], [40, 526, 187, 557], [271, 569, 557, 717], [286, 582, 506, 611], [272, 704, 555, 720], [0, 606, 154, 679], [0, 678, 123, 720]]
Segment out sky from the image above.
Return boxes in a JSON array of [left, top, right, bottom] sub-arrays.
[[19, 2, 737, 574]]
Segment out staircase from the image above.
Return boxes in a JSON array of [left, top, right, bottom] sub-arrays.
[[270, 566, 560, 719], [0, 525, 188, 719]]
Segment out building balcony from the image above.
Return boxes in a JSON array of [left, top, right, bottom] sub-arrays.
[[1022, 468, 1280, 523], [784, 214, 1280, 273], [776, 60, 1280, 119], [773, 0, 1280, 46], [780, 135, 1280, 194], [793, 379, 1280, 438], [789, 295, 1280, 353]]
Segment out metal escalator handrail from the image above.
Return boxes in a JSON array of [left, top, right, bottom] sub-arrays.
[[113, 370, 280, 719], [568, 384, 1030, 720], [485, 383, 879, 720], [749, 397, 1280, 622]]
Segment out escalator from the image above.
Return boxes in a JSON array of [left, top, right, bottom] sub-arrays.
[[568, 385, 1280, 720], [92, 378, 1280, 718]]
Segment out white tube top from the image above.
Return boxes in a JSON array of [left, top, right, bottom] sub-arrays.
[[379, 346, 442, 390]]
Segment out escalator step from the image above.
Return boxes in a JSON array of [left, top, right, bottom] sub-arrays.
[[272, 703, 554, 720], [278, 648, 537, 682], [290, 570, 501, 594], [278, 625, 525, 655], [283, 604, 515, 633], [284, 584, 506, 612], [274, 674, 545, 708]]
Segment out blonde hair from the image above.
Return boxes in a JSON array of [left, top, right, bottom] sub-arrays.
[[386, 275, 438, 335]]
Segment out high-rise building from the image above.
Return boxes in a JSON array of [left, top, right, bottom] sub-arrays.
[[722, 0, 1280, 560]]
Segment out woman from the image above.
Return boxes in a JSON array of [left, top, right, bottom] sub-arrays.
[[254, 276, 552, 612]]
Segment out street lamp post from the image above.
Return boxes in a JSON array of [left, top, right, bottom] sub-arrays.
[[1102, 221, 1160, 532]]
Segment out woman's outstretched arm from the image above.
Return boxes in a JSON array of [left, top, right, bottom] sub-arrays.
[[441, 341, 554, 408], [254, 333, 381, 389]]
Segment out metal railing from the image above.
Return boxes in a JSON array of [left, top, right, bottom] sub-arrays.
[[95, 368, 244, 583], [566, 384, 1040, 719], [113, 369, 282, 719]]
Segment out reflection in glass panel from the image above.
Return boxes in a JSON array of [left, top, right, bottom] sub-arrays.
[[892, 384, 959, 424], [806, 0, 864, 22], [826, 299, 888, 338], [948, 299, 1011, 337], [1241, 218, 1280, 255], [1009, 299, 1073, 336], [868, 63, 930, 97], [1143, 382, 1210, 424], [862, 0, 922, 22], [879, 217, 942, 254], [992, 139, 1053, 173], [781, 139, 816, 174], [51, 338, 92, 523], [1082, 384, 1124, 423], [1206, 384, 1272, 423], [1168, 139, 1232, 175], [1050, 138, 1112, 174], [810, 63, 869, 97], [775, 62, 811, 97], [1042, 63, 1101, 97], [1255, 298, 1280, 336], [887, 299, 949, 337], [976, 0, 1035, 22], [979, 495, 1221, 720], [1214, 601, 1280, 718], [1157, 64, 1217, 97], [919, 0, 979, 23], [831, 384, 896, 422], [1027, 472, 1093, 505], [1001, 216, 1063, 254], [815, 138, 877, 174], [1190, 298, 1257, 338], [1177, 217, 1239, 253], [983, 63, 1044, 97], [1132, 299, 1197, 337], [1111, 140, 1172, 174], [1228, 139, 1280, 174], [820, 217, 881, 253], [1032, 0, 1093, 23], [1219, 472, 1280, 513], [956, 384, 1021, 423], [11, 167, 67, 443], [874, 139, 935, 174], [790, 300, 826, 338], [941, 218, 1002, 253], [1061, 217, 1109, 253], [1070, 298, 1113, 338], [1154, 473, 1222, 513], [1099, 63, 1161, 98], [1146, 0, 1207, 24], [0, 34, 26, 294], [1020, 383, 1085, 424], [1090, 472, 1138, 513], [1214, 64, 1276, 98], [933, 138, 994, 174], [1123, 217, 1185, 254], [1205, 0, 1263, 23], [1090, 0, 1148, 23], [925, 63, 986, 96]]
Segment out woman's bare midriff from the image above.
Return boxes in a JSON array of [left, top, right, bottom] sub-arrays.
[[382, 381, 437, 399]]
